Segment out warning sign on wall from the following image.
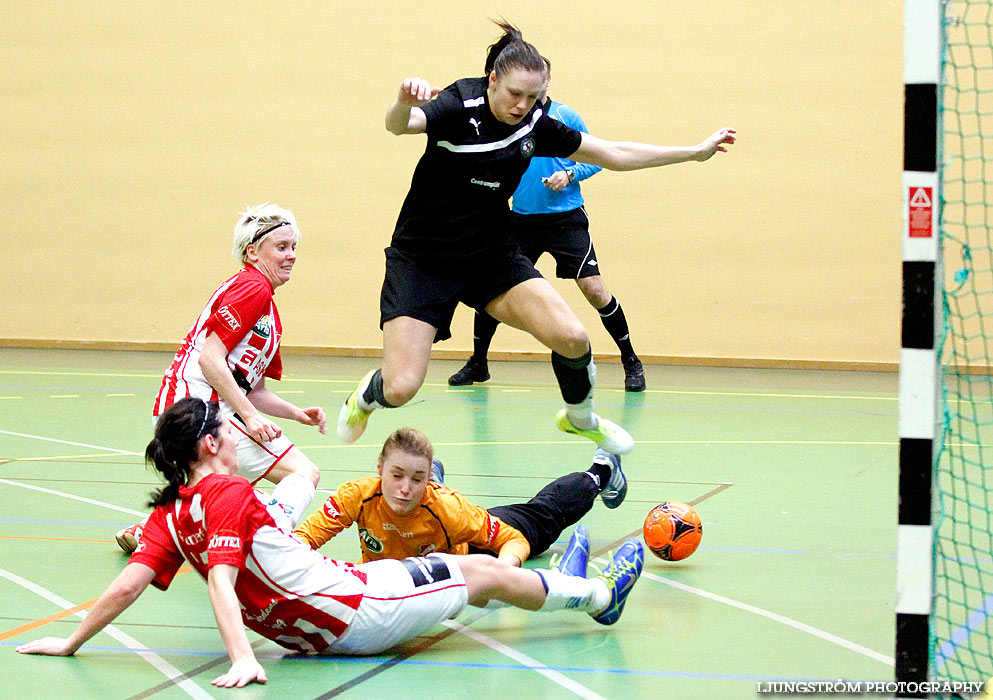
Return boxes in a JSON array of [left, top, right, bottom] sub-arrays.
[[908, 186, 933, 238]]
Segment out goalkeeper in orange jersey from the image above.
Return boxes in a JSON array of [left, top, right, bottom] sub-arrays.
[[294, 427, 627, 567]]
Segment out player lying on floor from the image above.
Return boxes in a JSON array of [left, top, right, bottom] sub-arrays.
[[294, 426, 627, 569], [16, 398, 644, 689]]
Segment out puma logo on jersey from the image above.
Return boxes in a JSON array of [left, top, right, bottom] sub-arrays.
[[217, 306, 241, 331], [469, 117, 481, 135], [208, 534, 241, 549]]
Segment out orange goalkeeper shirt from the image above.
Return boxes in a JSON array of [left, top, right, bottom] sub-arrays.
[[293, 477, 531, 564]]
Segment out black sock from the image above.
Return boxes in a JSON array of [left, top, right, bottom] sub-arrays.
[[472, 311, 499, 362], [586, 462, 611, 490], [551, 348, 593, 405], [361, 369, 395, 408], [598, 297, 636, 360]]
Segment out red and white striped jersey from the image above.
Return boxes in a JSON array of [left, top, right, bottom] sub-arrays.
[[130, 474, 367, 653], [153, 266, 283, 417]]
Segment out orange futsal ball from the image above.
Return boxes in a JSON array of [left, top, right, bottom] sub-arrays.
[[643, 501, 703, 561]]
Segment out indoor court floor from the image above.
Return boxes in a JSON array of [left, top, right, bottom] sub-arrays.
[[0, 349, 899, 699]]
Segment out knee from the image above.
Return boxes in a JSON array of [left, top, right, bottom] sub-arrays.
[[578, 278, 611, 309], [296, 460, 320, 488], [382, 372, 421, 407], [556, 323, 590, 358]]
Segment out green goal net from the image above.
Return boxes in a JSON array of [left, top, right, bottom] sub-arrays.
[[933, 0, 993, 690]]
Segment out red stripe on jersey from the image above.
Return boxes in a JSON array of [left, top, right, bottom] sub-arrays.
[[153, 268, 280, 415]]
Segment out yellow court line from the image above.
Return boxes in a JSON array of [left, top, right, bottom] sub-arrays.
[[433, 381, 898, 402], [0, 370, 160, 378], [10, 452, 140, 462], [0, 598, 98, 642], [0, 565, 193, 643], [0, 396, 23, 400], [0, 368, 901, 401]]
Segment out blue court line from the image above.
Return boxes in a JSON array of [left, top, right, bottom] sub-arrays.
[[0, 641, 834, 683], [933, 591, 993, 671]]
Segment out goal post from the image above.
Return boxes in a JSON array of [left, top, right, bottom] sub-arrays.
[[900, 1, 993, 697], [897, 2, 942, 698]]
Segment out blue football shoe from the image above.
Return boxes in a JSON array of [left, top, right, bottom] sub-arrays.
[[591, 538, 644, 625], [430, 458, 445, 485], [553, 524, 590, 577]]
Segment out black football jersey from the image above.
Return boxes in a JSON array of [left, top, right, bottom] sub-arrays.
[[391, 77, 582, 260]]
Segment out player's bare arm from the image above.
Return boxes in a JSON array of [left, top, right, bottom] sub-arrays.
[[16, 564, 155, 657], [247, 378, 327, 434], [199, 333, 282, 442], [208, 565, 267, 688], [572, 128, 737, 171], [385, 78, 440, 135]]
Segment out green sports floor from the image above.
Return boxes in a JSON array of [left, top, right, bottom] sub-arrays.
[[0, 349, 899, 699]]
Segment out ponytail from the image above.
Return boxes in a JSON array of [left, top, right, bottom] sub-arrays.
[[146, 397, 223, 507], [484, 20, 546, 79]]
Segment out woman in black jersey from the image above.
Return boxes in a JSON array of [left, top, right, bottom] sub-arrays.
[[338, 22, 735, 453]]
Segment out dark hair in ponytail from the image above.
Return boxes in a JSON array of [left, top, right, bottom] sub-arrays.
[[146, 397, 223, 508], [484, 20, 546, 79]]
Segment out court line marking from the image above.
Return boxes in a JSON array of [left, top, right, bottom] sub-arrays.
[[635, 568, 894, 667], [6, 452, 138, 462], [0, 567, 215, 700], [0, 535, 114, 544], [310, 608, 494, 699], [590, 483, 891, 669], [0, 598, 97, 642], [0, 429, 137, 454], [0, 368, 896, 402], [293, 439, 901, 451], [0, 479, 146, 518], [443, 620, 607, 700]]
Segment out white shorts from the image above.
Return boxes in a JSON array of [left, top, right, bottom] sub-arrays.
[[330, 554, 468, 655], [151, 410, 294, 485]]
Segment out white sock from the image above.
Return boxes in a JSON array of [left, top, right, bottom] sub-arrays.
[[536, 568, 610, 614], [565, 396, 597, 431], [271, 473, 316, 528]]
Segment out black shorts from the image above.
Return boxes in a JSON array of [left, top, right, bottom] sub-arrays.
[[379, 245, 543, 342], [509, 207, 601, 279]]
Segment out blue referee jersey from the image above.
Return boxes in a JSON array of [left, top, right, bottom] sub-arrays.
[[511, 99, 602, 215]]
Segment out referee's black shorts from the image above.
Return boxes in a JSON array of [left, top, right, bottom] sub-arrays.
[[509, 207, 601, 280], [379, 245, 542, 342]]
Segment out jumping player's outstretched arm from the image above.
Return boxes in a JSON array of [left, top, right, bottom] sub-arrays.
[[207, 565, 267, 688], [571, 128, 736, 171], [385, 78, 441, 135], [16, 563, 156, 657]]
